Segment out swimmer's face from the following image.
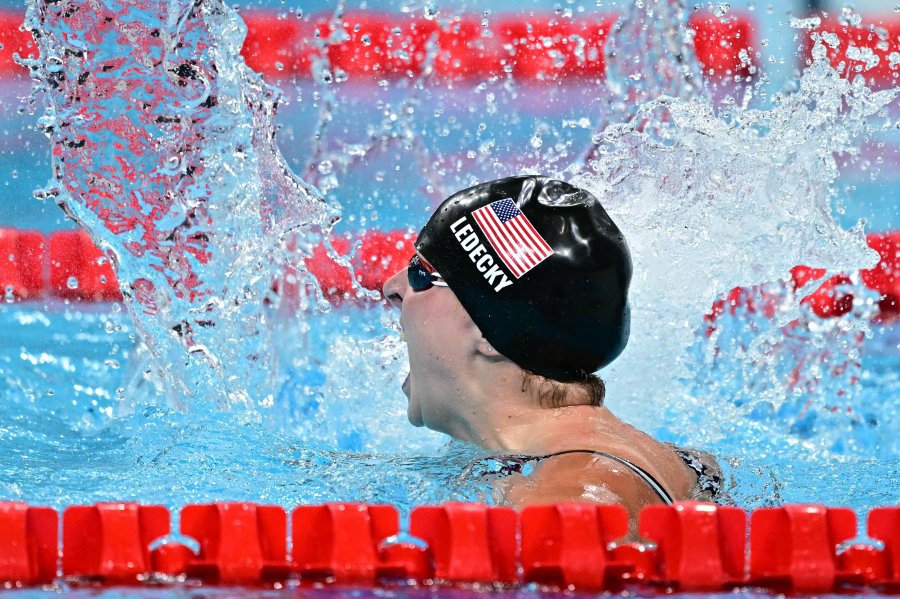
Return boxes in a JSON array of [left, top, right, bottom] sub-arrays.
[[383, 253, 481, 436]]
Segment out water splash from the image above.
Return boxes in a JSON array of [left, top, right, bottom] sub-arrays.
[[299, 4, 447, 202], [680, 279, 892, 458], [586, 0, 707, 160], [574, 17, 896, 455], [23, 0, 332, 411], [273, 307, 445, 454]]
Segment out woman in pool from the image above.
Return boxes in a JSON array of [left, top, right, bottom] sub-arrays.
[[383, 175, 721, 520]]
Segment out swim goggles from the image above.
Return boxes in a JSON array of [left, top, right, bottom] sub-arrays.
[[407, 254, 449, 291]]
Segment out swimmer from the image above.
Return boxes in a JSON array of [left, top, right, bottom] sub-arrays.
[[383, 175, 721, 522]]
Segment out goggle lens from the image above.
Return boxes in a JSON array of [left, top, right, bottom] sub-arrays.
[[407, 255, 447, 291]]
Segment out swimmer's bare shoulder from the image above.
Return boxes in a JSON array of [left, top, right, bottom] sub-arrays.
[[494, 452, 667, 522]]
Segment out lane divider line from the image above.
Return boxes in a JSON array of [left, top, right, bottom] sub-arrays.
[[1, 501, 898, 591], [3, 10, 758, 81], [1, 228, 898, 321], [3, 10, 897, 85]]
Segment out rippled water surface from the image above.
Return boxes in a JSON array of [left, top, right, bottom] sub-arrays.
[[0, 300, 897, 519]]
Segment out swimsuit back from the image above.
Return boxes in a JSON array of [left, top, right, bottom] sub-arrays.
[[477, 446, 723, 505], [535, 449, 674, 505]]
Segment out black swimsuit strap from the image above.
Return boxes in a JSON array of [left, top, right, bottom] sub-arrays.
[[536, 449, 675, 505]]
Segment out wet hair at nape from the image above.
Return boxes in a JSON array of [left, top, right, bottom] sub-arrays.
[[521, 371, 606, 409]]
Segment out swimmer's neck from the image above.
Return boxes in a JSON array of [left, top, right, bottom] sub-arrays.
[[483, 404, 618, 456], [446, 363, 620, 454]]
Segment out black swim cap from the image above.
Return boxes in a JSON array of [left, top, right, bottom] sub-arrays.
[[415, 175, 631, 382]]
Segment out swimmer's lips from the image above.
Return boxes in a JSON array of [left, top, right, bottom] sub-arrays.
[[399, 330, 410, 397]]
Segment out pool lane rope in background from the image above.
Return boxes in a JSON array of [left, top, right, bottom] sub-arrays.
[[0, 10, 897, 86], [1, 227, 898, 321]]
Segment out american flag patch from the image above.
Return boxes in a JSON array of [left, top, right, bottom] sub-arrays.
[[471, 199, 553, 278]]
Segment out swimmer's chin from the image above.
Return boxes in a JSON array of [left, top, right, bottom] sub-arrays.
[[407, 404, 424, 427], [403, 374, 424, 427]]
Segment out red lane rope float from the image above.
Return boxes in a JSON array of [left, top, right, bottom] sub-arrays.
[[0, 229, 122, 301], [182, 503, 290, 584], [410, 503, 518, 584], [0, 228, 44, 300], [0, 228, 420, 304], [9, 11, 895, 86], [639, 503, 746, 590], [0, 11, 34, 78], [47, 230, 121, 302], [0, 502, 57, 585], [0, 501, 899, 591], [749, 505, 857, 593], [291, 503, 404, 583], [302, 229, 418, 303], [520, 503, 631, 588], [62, 503, 169, 584], [2, 228, 899, 323], [0, 10, 754, 81], [689, 11, 756, 79], [241, 11, 757, 81]]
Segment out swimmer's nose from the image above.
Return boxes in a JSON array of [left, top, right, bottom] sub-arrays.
[[383, 268, 407, 308]]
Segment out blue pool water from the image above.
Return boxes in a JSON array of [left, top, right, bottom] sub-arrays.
[[0, 297, 897, 517], [0, 6, 897, 598]]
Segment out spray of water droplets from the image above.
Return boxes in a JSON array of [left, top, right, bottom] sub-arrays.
[[23, 0, 333, 414]]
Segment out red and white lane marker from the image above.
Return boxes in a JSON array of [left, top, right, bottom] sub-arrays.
[[1, 227, 898, 323], [1, 500, 898, 591], [0, 10, 761, 81]]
